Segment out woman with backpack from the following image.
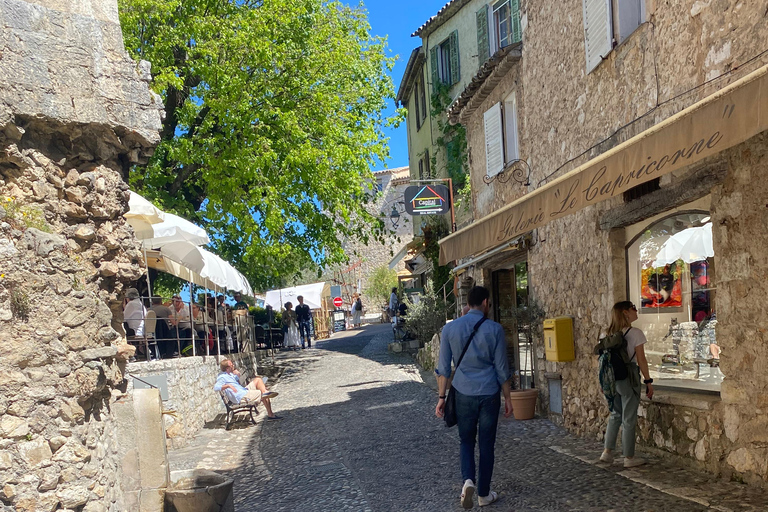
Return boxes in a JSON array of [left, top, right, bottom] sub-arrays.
[[600, 301, 655, 468]]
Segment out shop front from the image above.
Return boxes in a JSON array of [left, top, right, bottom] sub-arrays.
[[441, 65, 768, 483]]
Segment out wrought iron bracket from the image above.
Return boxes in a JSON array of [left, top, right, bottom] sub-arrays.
[[483, 159, 531, 187]]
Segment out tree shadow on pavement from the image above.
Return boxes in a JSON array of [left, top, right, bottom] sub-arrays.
[[225, 379, 709, 512]]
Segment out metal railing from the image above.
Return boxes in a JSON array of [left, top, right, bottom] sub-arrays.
[[123, 295, 269, 362], [438, 277, 457, 322]]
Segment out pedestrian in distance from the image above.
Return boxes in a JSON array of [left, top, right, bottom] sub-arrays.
[[435, 286, 513, 509], [351, 294, 362, 329], [295, 295, 313, 349], [599, 301, 654, 468], [282, 302, 301, 351], [389, 287, 398, 319]]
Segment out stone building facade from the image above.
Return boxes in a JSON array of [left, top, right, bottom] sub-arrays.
[[0, 0, 162, 510], [433, 0, 768, 487], [343, 166, 413, 309]]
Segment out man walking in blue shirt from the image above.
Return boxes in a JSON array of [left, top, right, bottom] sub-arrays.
[[435, 286, 513, 509]]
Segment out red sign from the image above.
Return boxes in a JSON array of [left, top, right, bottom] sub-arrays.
[[333, 297, 343, 308]]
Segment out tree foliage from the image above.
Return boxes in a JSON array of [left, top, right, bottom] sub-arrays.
[[364, 265, 397, 306], [119, 0, 400, 290]]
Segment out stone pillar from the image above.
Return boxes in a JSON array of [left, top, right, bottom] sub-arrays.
[[114, 388, 170, 512]]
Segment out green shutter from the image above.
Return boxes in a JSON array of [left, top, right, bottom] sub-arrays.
[[476, 6, 490, 62], [511, 0, 522, 44], [449, 30, 460, 85], [430, 46, 439, 92]]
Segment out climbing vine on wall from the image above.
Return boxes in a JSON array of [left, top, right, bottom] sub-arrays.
[[430, 82, 471, 212]]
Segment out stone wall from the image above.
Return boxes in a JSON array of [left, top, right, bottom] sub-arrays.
[[0, 0, 162, 510], [126, 353, 262, 449], [451, 0, 768, 486]]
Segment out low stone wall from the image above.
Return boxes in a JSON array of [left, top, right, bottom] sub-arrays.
[[126, 353, 261, 449]]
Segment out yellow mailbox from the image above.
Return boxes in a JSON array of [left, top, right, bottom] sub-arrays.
[[543, 317, 574, 362]]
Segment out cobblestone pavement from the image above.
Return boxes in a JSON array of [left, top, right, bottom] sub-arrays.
[[169, 324, 768, 511]]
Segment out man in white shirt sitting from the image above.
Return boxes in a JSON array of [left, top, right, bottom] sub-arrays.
[[123, 288, 146, 337]]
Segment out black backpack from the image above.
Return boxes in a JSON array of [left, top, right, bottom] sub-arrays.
[[594, 328, 633, 381]]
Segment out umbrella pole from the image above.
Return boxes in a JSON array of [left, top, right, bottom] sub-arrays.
[[189, 280, 196, 357], [143, 247, 153, 298]]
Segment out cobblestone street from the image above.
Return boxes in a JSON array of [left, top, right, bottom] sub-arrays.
[[169, 324, 768, 511]]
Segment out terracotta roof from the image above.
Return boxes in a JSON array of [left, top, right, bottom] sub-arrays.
[[411, 0, 474, 38], [390, 167, 411, 185], [373, 165, 409, 176], [447, 44, 522, 125]]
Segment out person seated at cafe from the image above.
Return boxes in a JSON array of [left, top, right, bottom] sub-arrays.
[[123, 288, 146, 337], [214, 359, 281, 420], [233, 292, 249, 311], [169, 295, 193, 354], [148, 296, 175, 357], [192, 303, 214, 354]]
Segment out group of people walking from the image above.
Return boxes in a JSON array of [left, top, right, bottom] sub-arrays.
[[436, 286, 652, 509]]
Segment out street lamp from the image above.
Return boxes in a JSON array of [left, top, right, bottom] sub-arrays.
[[389, 205, 401, 229]]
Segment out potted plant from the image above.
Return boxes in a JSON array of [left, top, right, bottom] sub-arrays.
[[508, 298, 545, 420]]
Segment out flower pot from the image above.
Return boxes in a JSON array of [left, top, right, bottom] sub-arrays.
[[509, 389, 538, 420]]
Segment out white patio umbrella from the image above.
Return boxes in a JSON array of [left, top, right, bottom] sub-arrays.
[[135, 212, 211, 249], [652, 223, 714, 267], [125, 191, 165, 227], [160, 241, 207, 274]]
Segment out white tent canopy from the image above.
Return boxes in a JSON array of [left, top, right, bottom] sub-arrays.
[[265, 282, 327, 310], [652, 223, 714, 267], [135, 212, 211, 249]]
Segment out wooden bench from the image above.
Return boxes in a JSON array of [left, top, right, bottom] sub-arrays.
[[219, 390, 259, 430]]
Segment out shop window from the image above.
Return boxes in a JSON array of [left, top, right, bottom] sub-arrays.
[[626, 211, 722, 392]]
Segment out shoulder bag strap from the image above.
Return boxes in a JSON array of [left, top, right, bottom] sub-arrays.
[[454, 317, 487, 372]]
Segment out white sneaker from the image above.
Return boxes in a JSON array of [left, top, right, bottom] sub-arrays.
[[599, 450, 614, 463], [460, 479, 475, 510], [623, 456, 646, 468], [478, 491, 499, 507]]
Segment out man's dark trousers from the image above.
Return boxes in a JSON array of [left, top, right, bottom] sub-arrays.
[[299, 320, 312, 348], [455, 389, 501, 498]]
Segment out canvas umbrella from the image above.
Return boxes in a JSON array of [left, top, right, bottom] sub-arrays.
[[135, 212, 210, 249], [125, 191, 167, 297], [652, 223, 714, 267]]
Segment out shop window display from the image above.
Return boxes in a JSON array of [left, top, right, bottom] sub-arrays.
[[626, 211, 722, 392]]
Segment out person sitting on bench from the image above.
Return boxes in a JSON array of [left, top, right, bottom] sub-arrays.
[[214, 359, 281, 420]]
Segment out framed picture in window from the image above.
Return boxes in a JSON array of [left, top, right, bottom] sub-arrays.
[[640, 261, 683, 312]]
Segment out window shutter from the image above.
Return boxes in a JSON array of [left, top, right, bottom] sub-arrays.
[[503, 93, 519, 162], [484, 103, 504, 177], [476, 6, 490, 62], [616, 0, 643, 44], [430, 46, 439, 92], [582, 0, 612, 73], [449, 30, 460, 85], [511, 0, 522, 44], [488, 4, 498, 55], [425, 149, 431, 178]]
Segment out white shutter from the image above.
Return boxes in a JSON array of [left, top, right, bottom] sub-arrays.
[[583, 0, 612, 73], [503, 92, 519, 163], [484, 103, 504, 177]]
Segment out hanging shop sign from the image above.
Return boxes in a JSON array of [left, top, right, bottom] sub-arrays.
[[404, 184, 451, 216]]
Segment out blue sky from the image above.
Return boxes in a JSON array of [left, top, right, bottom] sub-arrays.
[[364, 0, 447, 172]]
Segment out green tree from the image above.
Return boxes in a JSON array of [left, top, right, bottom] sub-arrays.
[[119, 0, 401, 290], [364, 265, 397, 306]]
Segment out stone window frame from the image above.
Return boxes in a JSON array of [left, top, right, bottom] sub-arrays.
[[623, 205, 723, 394]]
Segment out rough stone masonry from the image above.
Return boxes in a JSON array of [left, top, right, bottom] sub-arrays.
[[0, 0, 162, 510]]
